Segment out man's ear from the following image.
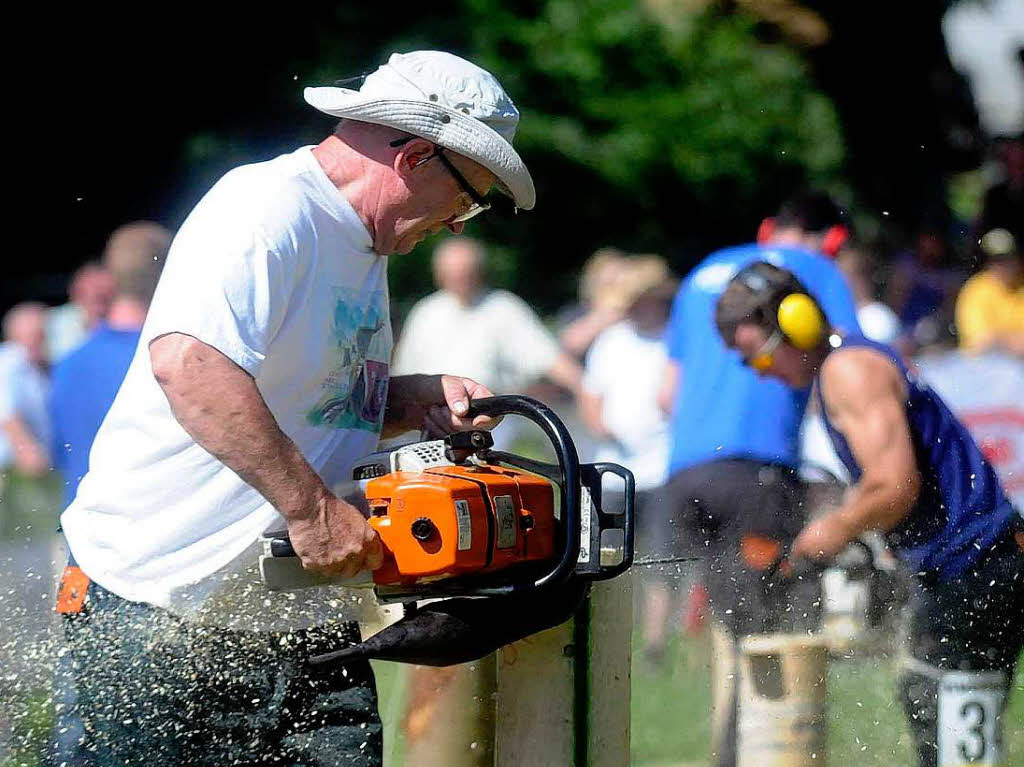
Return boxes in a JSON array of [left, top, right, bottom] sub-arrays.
[[394, 138, 435, 176]]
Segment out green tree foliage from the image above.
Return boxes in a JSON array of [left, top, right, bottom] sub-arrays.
[[386, 1, 844, 312]]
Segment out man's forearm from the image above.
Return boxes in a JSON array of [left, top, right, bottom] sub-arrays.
[[833, 472, 918, 540], [151, 335, 328, 521], [546, 353, 583, 397], [2, 416, 49, 476], [382, 374, 445, 436]]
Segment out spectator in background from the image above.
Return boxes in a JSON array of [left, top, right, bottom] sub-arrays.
[[978, 134, 1024, 244], [578, 255, 675, 659], [393, 236, 582, 397], [558, 247, 630, 360], [0, 304, 51, 479], [835, 245, 901, 344], [657, 191, 860, 767], [886, 222, 965, 347], [955, 228, 1024, 355], [49, 222, 172, 507], [46, 262, 116, 363], [0, 304, 54, 537]]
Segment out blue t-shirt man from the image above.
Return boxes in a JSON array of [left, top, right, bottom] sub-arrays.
[[49, 324, 141, 506], [665, 243, 860, 474]]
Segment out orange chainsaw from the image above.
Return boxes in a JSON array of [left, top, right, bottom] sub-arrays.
[[259, 395, 635, 603]]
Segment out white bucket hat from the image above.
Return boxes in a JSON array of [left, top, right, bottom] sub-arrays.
[[304, 51, 535, 210]]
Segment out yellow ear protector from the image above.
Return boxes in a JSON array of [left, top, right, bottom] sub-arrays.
[[735, 267, 826, 371], [777, 293, 825, 350]]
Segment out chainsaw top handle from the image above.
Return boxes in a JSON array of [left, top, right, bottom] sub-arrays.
[[457, 394, 582, 596]]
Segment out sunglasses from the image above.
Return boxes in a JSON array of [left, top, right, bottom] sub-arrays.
[[744, 329, 783, 373], [389, 136, 492, 223]]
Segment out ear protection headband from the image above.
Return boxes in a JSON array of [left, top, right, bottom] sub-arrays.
[[756, 217, 849, 260], [735, 266, 825, 351]]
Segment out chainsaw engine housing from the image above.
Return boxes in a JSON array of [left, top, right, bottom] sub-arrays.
[[365, 463, 557, 586]]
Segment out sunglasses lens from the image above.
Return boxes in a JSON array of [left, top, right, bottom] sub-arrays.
[[450, 203, 489, 224]]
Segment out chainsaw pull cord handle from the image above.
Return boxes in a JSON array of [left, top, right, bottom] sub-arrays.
[[464, 395, 582, 594]]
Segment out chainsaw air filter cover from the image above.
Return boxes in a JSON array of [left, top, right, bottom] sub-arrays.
[[366, 464, 557, 586]]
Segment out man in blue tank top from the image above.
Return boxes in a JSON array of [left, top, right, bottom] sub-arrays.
[[715, 261, 1024, 767]]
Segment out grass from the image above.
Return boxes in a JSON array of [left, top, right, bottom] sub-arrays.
[[629, 631, 1024, 767], [4, 630, 1023, 766]]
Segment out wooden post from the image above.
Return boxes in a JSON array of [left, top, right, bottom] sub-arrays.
[[709, 620, 737, 765], [494, 576, 633, 766], [736, 634, 829, 767], [389, 577, 633, 766], [401, 656, 498, 766]]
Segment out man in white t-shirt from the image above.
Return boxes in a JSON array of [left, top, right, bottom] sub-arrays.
[[56, 51, 535, 767], [393, 236, 581, 395]]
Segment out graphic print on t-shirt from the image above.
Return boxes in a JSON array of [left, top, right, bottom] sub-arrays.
[[307, 287, 390, 432]]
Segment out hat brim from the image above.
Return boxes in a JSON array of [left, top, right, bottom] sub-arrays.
[[304, 87, 535, 210]]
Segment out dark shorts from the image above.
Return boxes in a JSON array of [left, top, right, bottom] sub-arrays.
[[896, 519, 1024, 767], [906, 519, 1024, 672], [659, 459, 816, 635], [58, 581, 382, 767]]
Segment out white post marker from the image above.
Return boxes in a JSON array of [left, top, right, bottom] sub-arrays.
[[937, 669, 1007, 767]]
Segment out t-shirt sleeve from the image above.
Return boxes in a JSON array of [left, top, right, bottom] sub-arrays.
[[142, 208, 298, 377], [815, 266, 862, 336], [495, 292, 561, 385]]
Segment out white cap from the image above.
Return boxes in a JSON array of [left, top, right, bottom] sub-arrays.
[[304, 51, 535, 210]]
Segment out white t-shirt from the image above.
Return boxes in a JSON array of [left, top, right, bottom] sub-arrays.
[[581, 322, 669, 491], [392, 289, 560, 393], [61, 147, 392, 629]]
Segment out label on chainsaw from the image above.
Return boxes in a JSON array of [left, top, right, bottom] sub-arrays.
[[578, 485, 593, 564], [494, 495, 517, 549], [454, 500, 472, 551]]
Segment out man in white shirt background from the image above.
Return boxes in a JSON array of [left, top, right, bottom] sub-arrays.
[[393, 236, 582, 399], [56, 51, 534, 767]]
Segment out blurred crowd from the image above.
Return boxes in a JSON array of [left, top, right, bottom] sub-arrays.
[[0, 223, 172, 529], [2, 138, 1021, 559]]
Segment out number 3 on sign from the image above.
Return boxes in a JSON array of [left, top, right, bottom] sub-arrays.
[[937, 670, 1007, 767]]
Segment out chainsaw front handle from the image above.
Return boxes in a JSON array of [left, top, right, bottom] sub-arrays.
[[460, 395, 582, 595]]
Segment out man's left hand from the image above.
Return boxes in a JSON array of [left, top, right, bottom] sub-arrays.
[[791, 515, 852, 561], [421, 375, 501, 438]]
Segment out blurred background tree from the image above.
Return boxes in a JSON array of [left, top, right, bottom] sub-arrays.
[[16, 0, 986, 318]]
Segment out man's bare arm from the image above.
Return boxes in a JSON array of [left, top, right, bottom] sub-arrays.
[[1, 416, 49, 477], [578, 389, 610, 439], [792, 349, 921, 559], [545, 352, 584, 398], [149, 332, 381, 577], [382, 374, 499, 438]]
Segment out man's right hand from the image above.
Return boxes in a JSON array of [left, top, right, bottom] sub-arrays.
[[287, 494, 385, 578]]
